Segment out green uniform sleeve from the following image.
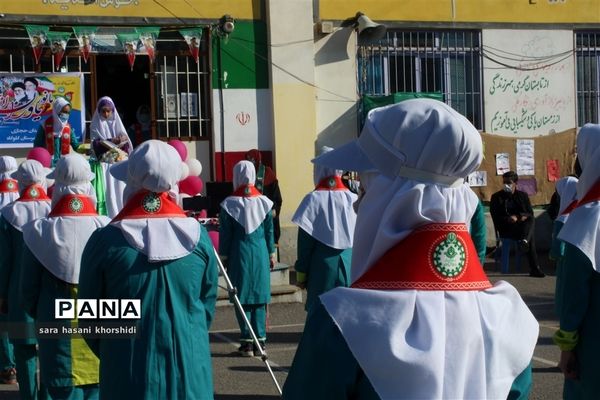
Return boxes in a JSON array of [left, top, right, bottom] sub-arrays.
[[34, 125, 45, 148], [19, 245, 43, 318], [70, 127, 80, 150], [197, 226, 218, 329], [78, 229, 106, 356], [263, 211, 275, 255], [0, 217, 14, 299], [218, 209, 232, 257], [507, 363, 533, 400], [558, 243, 593, 333], [295, 228, 316, 275], [469, 200, 487, 265]]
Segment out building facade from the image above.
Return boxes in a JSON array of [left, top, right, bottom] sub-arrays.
[[1, 0, 599, 262]]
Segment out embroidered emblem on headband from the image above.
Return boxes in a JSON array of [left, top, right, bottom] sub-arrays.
[[244, 186, 251, 195], [431, 232, 466, 279], [68, 197, 84, 213], [62, 133, 70, 140], [142, 192, 162, 214], [6, 181, 15, 190], [328, 178, 336, 188], [28, 187, 40, 199]]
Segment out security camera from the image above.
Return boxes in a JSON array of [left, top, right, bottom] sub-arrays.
[[220, 15, 235, 34]]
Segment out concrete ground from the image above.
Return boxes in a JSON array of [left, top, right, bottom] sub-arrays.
[[0, 251, 565, 399]]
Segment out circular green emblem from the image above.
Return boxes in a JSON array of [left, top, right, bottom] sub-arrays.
[[68, 197, 84, 213], [328, 178, 336, 188], [29, 187, 39, 198], [244, 186, 251, 195], [432, 232, 466, 278], [6, 181, 15, 190], [142, 193, 162, 214]]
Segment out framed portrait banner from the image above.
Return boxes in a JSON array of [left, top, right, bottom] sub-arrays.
[[0, 72, 85, 148]]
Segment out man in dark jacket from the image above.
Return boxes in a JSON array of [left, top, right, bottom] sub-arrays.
[[490, 171, 545, 277]]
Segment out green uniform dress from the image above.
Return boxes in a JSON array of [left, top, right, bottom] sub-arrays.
[[218, 210, 274, 342], [295, 228, 352, 312], [469, 200, 487, 265], [20, 247, 100, 400], [283, 299, 533, 400], [555, 243, 600, 399], [551, 220, 568, 317], [34, 125, 80, 167], [78, 225, 218, 400], [0, 216, 46, 400]]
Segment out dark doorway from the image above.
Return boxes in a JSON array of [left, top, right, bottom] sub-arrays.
[[94, 55, 151, 132]]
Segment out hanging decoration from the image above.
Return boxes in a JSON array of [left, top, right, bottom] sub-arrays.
[[116, 33, 140, 71], [72, 26, 98, 64], [24, 25, 49, 65], [46, 31, 72, 71], [179, 28, 203, 64], [135, 27, 160, 64]]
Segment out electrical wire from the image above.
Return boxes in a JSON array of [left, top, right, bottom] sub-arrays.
[[227, 37, 356, 102]]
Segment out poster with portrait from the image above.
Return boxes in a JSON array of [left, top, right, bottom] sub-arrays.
[[0, 73, 85, 148]]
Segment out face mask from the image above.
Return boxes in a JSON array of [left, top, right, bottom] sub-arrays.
[[503, 183, 513, 193], [58, 113, 70, 123]]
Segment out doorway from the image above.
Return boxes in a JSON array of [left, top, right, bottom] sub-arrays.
[[94, 55, 151, 133]]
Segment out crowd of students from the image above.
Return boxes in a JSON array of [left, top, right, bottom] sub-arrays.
[[0, 97, 598, 399]]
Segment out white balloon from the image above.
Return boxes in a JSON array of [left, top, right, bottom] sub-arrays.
[[180, 162, 190, 180], [186, 158, 202, 176]]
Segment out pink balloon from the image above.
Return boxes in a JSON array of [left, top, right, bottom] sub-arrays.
[[207, 230, 219, 250], [168, 139, 188, 162], [27, 147, 52, 168], [179, 175, 204, 196]]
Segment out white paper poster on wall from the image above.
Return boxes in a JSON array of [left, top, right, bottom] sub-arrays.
[[482, 29, 575, 136], [516, 139, 535, 176]]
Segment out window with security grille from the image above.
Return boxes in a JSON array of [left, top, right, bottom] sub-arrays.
[[0, 27, 212, 142], [358, 30, 483, 130], [575, 32, 600, 126]]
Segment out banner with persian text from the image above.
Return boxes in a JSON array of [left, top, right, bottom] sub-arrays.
[[482, 29, 576, 136], [0, 73, 85, 148]]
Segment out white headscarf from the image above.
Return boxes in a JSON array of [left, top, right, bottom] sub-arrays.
[[292, 146, 357, 249], [51, 97, 70, 136], [558, 124, 600, 270], [0, 156, 17, 181], [555, 176, 579, 223], [0, 156, 18, 209], [1, 160, 50, 231], [220, 160, 273, 234], [313, 99, 538, 400], [110, 140, 199, 262], [22, 154, 110, 284], [90, 96, 132, 150]]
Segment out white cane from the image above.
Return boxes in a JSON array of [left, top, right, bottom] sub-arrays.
[[212, 248, 283, 396]]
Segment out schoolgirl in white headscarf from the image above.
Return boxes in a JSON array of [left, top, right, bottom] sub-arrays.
[[22, 153, 108, 283], [89, 96, 131, 218], [33, 97, 80, 167], [283, 99, 538, 400], [0, 156, 19, 209], [20, 153, 109, 398], [219, 160, 275, 356], [554, 124, 600, 398], [292, 146, 357, 311], [0, 159, 50, 400]]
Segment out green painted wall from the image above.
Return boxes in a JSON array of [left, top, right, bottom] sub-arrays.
[[212, 21, 269, 90]]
